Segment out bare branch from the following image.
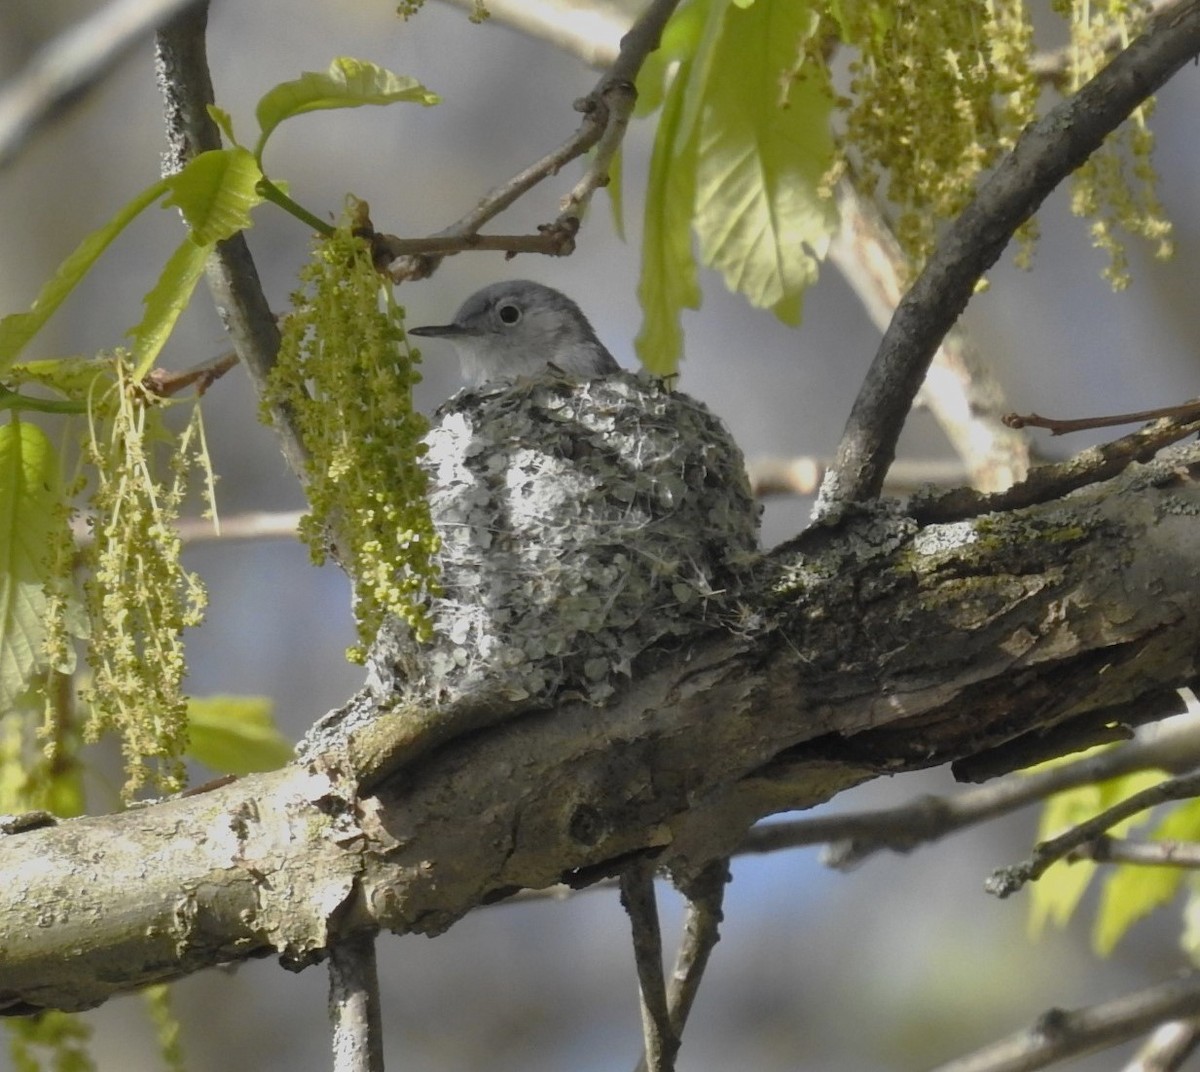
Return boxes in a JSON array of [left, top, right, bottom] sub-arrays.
[[0, 0, 205, 169], [437, 0, 627, 68], [1006, 399, 1200, 436], [328, 932, 385, 1072], [380, 0, 680, 281], [620, 863, 679, 1072], [748, 456, 969, 499], [816, 0, 1200, 514], [737, 710, 1200, 869], [830, 179, 1034, 494], [1072, 835, 1200, 869], [987, 769, 1200, 899], [1122, 1019, 1200, 1072], [931, 976, 1200, 1072], [154, 5, 310, 482], [910, 413, 1200, 526]]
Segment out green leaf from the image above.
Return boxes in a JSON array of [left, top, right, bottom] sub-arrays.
[[1093, 793, 1200, 955], [207, 103, 238, 145], [254, 57, 438, 161], [692, 0, 837, 320], [161, 147, 264, 245], [0, 179, 168, 371], [635, 59, 701, 375], [187, 695, 292, 775], [129, 237, 211, 378], [130, 149, 266, 375], [0, 421, 67, 714]]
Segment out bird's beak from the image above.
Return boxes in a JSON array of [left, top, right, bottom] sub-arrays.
[[408, 322, 465, 338]]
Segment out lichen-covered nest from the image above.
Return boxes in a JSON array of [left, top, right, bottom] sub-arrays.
[[367, 372, 760, 711]]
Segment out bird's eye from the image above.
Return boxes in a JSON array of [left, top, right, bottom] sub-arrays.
[[497, 303, 522, 326]]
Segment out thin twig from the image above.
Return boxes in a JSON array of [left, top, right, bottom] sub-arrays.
[[619, 863, 679, 1072], [0, 0, 205, 169], [437, 0, 628, 68], [1030, 0, 1180, 86], [930, 975, 1200, 1072], [815, 0, 1200, 516], [1122, 1018, 1200, 1072], [909, 414, 1200, 526], [154, 5, 310, 483], [144, 349, 240, 397], [328, 932, 385, 1072], [1005, 399, 1200, 436], [740, 712, 1200, 870], [1072, 835, 1200, 869], [986, 769, 1200, 899], [379, 0, 680, 281], [631, 862, 727, 1072], [748, 455, 969, 499]]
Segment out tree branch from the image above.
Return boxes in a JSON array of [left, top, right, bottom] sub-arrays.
[[154, 5, 310, 482], [738, 708, 1200, 871], [378, 0, 679, 281], [620, 863, 678, 1072], [816, 0, 1200, 514], [0, 0, 206, 169], [328, 932, 385, 1072], [910, 412, 1200, 525], [930, 975, 1200, 1072], [5, 440, 1200, 1013], [987, 769, 1200, 899]]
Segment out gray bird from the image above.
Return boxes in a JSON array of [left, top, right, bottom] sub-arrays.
[[408, 280, 620, 387]]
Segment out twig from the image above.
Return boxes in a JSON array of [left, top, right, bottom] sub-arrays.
[[1122, 1018, 1200, 1072], [649, 861, 728, 1071], [328, 932, 385, 1072], [1005, 400, 1200, 436], [1030, 0, 1180, 86], [930, 975, 1200, 1072], [1072, 835, 1200, 869], [620, 863, 679, 1072], [437, 0, 627, 68], [144, 349, 240, 397], [748, 455, 969, 499], [379, 0, 680, 281], [154, 5, 310, 483], [830, 179, 1034, 494], [909, 414, 1200, 526], [986, 768, 1200, 899], [0, 0, 205, 169], [815, 0, 1200, 516], [739, 712, 1200, 870]]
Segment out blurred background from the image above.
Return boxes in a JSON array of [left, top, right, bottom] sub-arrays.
[[1, 1, 1198, 1069]]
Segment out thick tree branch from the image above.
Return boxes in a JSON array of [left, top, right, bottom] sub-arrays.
[[4, 441, 1200, 1014], [817, 0, 1200, 514]]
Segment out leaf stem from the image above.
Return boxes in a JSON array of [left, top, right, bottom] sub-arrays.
[[256, 176, 334, 236]]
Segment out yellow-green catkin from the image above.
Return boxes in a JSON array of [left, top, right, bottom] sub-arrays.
[[829, 0, 1038, 268], [81, 355, 209, 798], [1053, 0, 1173, 288], [267, 208, 439, 662]]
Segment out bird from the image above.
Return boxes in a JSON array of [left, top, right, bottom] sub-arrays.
[[408, 280, 620, 387]]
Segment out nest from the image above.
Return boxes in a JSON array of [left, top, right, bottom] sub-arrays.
[[366, 371, 760, 711]]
